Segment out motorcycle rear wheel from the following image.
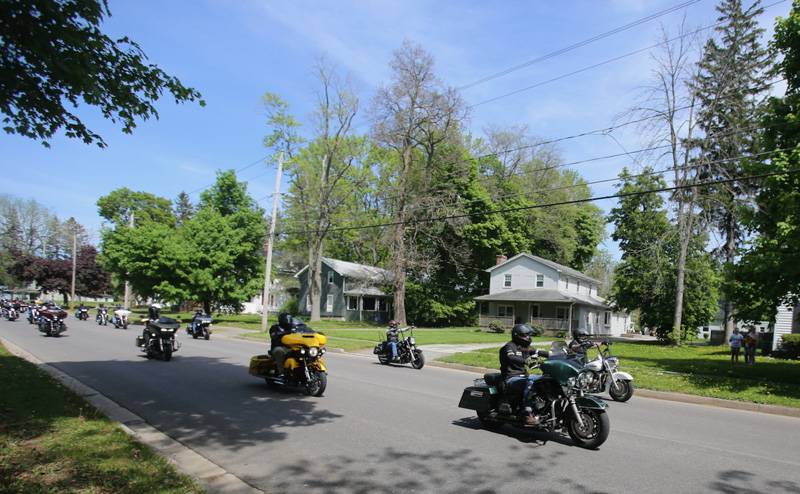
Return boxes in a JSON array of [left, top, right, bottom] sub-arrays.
[[567, 409, 609, 449], [305, 371, 327, 397], [609, 380, 634, 402]]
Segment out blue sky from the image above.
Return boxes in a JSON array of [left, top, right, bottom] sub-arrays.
[[0, 0, 790, 258]]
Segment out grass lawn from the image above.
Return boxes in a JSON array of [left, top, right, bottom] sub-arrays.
[[441, 341, 800, 408], [239, 327, 550, 351], [0, 343, 201, 493]]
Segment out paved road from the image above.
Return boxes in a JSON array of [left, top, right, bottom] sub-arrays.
[[2, 317, 799, 494]]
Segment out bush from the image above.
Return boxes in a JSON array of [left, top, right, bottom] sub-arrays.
[[778, 334, 800, 359], [279, 297, 299, 316], [487, 321, 506, 333], [555, 330, 568, 339]]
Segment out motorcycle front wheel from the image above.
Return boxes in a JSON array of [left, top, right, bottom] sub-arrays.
[[305, 371, 327, 397], [567, 409, 610, 449], [204, 328, 210, 340], [163, 346, 172, 361], [609, 380, 634, 402], [411, 350, 425, 369]]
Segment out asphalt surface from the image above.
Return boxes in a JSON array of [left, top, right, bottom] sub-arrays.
[[2, 316, 799, 494]]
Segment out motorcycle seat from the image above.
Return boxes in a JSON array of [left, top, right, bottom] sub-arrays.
[[483, 372, 504, 387]]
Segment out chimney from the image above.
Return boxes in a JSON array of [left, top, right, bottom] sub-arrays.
[[495, 254, 508, 266]]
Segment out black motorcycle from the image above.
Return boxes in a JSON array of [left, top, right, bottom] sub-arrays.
[[75, 307, 90, 321], [38, 306, 68, 337], [3, 305, 18, 321], [96, 307, 109, 326], [374, 326, 425, 369], [27, 305, 39, 324], [136, 317, 180, 361], [186, 313, 212, 340], [459, 350, 610, 449]]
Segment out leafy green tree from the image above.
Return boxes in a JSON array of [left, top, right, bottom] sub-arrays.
[[0, 0, 204, 147], [97, 188, 175, 226], [691, 0, 770, 340], [174, 192, 195, 226], [732, 1, 800, 320]]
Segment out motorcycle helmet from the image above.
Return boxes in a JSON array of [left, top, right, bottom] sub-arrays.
[[511, 324, 534, 347], [148, 304, 162, 320], [388, 319, 398, 329], [573, 328, 590, 341], [278, 312, 294, 331]]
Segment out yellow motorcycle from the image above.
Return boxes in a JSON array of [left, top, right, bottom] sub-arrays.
[[249, 329, 328, 396]]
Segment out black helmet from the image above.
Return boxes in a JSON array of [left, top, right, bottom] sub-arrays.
[[573, 328, 589, 340], [278, 312, 294, 331], [512, 324, 534, 347]]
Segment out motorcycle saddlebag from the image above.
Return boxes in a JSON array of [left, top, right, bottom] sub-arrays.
[[458, 385, 493, 412], [373, 342, 386, 354], [249, 354, 274, 377]]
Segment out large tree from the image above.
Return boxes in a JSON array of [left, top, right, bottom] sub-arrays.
[[691, 0, 770, 341], [0, 0, 203, 147], [732, 1, 800, 321]]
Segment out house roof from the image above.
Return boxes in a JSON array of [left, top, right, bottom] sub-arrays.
[[486, 253, 600, 284], [294, 257, 394, 283], [475, 288, 609, 309]]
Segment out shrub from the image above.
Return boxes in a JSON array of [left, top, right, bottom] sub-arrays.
[[279, 297, 299, 316], [530, 324, 545, 336], [487, 321, 506, 333], [555, 330, 568, 339], [778, 334, 800, 359]]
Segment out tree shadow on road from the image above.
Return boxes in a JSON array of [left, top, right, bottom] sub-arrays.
[[48, 355, 343, 450], [709, 470, 800, 493]]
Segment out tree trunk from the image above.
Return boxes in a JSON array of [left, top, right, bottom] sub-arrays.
[[391, 145, 413, 326], [204, 300, 211, 315], [722, 212, 737, 342], [310, 240, 324, 321]]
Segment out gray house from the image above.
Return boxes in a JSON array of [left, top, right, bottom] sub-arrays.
[[295, 258, 394, 323]]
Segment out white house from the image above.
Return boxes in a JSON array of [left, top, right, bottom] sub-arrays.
[[475, 253, 631, 336]]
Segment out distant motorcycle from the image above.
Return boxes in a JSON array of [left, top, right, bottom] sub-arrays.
[[96, 307, 109, 326], [374, 326, 425, 369], [27, 305, 40, 325], [112, 309, 130, 329], [3, 305, 18, 321], [136, 316, 180, 361], [38, 306, 68, 337], [75, 306, 90, 321], [186, 313, 212, 340], [549, 339, 635, 402]]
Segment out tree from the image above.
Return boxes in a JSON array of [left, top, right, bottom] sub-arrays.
[[732, 1, 800, 321], [75, 245, 111, 297], [97, 188, 175, 226], [174, 192, 195, 226], [11, 253, 72, 304], [691, 0, 770, 341], [371, 41, 466, 325], [0, 0, 204, 147]]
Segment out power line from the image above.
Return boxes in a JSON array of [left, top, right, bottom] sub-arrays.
[[277, 148, 795, 236], [458, 0, 702, 91], [186, 154, 271, 196]]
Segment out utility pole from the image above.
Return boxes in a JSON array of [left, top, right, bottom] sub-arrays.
[[70, 229, 77, 307], [123, 211, 134, 309], [261, 153, 284, 333]]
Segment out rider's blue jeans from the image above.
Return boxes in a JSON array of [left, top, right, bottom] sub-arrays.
[[388, 341, 398, 359], [505, 375, 541, 407]]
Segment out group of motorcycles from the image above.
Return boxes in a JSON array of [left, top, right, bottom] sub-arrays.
[[458, 332, 634, 449], [7, 301, 70, 337]]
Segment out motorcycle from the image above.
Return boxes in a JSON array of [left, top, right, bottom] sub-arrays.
[[374, 326, 425, 369], [249, 326, 328, 396], [549, 339, 635, 402], [96, 307, 109, 326], [186, 314, 212, 340], [75, 307, 90, 321], [112, 309, 131, 329], [27, 305, 40, 325], [37, 306, 68, 337], [458, 350, 611, 449], [135, 316, 181, 361], [3, 305, 18, 321]]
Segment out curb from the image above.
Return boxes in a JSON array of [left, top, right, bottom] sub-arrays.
[[0, 337, 264, 494], [427, 358, 800, 419]]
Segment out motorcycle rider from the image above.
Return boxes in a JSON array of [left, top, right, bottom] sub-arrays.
[[269, 313, 296, 377], [568, 328, 591, 359], [386, 319, 400, 361], [189, 308, 204, 333], [500, 324, 541, 426], [141, 303, 162, 346]]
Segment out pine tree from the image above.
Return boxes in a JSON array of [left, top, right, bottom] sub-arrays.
[[174, 191, 195, 226], [691, 0, 770, 341]]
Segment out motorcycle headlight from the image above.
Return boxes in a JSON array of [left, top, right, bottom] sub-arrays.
[[321, 347, 326, 355], [408, 337, 416, 345], [300, 348, 306, 355], [308, 347, 319, 357], [567, 377, 577, 388], [577, 371, 594, 389]]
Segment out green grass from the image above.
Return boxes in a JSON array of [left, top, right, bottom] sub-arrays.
[[441, 341, 800, 408], [239, 327, 549, 351], [0, 343, 202, 493]]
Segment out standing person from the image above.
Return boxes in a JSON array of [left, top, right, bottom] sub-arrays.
[[729, 328, 744, 364], [744, 327, 758, 365]]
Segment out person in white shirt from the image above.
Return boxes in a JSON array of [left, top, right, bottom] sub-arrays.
[[729, 329, 744, 364]]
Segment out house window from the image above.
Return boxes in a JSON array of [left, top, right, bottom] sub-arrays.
[[604, 311, 611, 325], [497, 305, 514, 318], [530, 304, 540, 319], [327, 271, 334, 284], [378, 298, 389, 312], [536, 274, 544, 288], [346, 296, 358, 311], [479, 302, 489, 315], [326, 294, 334, 312], [363, 297, 376, 311], [556, 307, 568, 320], [503, 274, 512, 288]]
